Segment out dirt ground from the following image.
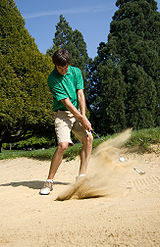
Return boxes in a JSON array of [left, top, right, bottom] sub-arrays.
[[0, 131, 160, 247]]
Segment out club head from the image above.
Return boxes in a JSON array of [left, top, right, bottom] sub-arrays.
[[133, 167, 145, 175]]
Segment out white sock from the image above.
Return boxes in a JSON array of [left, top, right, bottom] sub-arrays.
[[46, 179, 54, 183], [79, 174, 86, 177]]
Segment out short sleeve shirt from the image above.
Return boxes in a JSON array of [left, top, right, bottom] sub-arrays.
[[47, 66, 84, 111]]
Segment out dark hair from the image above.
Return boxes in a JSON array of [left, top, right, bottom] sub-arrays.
[[52, 49, 70, 66]]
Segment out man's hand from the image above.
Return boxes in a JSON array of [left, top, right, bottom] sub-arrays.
[[80, 116, 92, 132], [61, 98, 92, 131]]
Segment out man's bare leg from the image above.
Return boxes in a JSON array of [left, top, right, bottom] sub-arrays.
[[48, 142, 69, 179], [40, 142, 69, 195], [78, 134, 93, 175]]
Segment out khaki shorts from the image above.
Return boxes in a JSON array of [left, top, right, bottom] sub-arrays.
[[54, 110, 91, 144]]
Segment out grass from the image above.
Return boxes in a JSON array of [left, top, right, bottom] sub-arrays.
[[126, 127, 160, 152], [0, 127, 160, 161]]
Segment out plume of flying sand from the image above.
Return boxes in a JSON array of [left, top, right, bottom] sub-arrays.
[[56, 129, 132, 201]]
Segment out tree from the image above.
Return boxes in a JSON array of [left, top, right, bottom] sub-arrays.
[[47, 15, 90, 72], [0, 0, 53, 152], [89, 0, 160, 134], [0, 54, 24, 151], [126, 64, 156, 128], [111, 0, 160, 127], [88, 53, 126, 134]]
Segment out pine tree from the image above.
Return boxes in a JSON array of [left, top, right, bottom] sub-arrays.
[[0, 53, 24, 151], [88, 53, 126, 134], [111, 0, 160, 128], [89, 0, 160, 133], [47, 15, 90, 71], [0, 0, 53, 151], [126, 64, 156, 128]]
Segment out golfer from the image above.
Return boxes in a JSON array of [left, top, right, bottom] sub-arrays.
[[40, 49, 93, 195]]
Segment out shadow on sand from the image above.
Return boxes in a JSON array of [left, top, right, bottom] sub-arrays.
[[0, 180, 70, 190]]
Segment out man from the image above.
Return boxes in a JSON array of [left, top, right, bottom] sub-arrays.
[[40, 49, 93, 195]]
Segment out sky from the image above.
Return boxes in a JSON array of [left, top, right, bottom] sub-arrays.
[[14, 0, 160, 59]]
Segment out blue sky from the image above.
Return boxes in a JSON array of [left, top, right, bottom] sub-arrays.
[[14, 0, 160, 59]]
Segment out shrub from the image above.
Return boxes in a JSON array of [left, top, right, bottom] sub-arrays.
[[3, 136, 56, 150]]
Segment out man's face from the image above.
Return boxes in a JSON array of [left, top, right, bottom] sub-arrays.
[[56, 65, 69, 75]]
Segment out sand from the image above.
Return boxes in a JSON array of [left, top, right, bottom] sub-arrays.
[[0, 130, 160, 247]]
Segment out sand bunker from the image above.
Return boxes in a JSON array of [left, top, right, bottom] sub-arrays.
[[56, 129, 132, 201], [0, 130, 160, 246]]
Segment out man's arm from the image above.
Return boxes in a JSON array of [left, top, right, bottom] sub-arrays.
[[61, 97, 92, 131], [77, 89, 86, 116]]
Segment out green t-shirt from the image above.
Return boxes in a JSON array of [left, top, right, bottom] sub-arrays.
[[47, 66, 84, 111]]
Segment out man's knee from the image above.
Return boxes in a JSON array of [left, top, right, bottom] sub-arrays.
[[83, 133, 93, 146], [57, 142, 69, 153]]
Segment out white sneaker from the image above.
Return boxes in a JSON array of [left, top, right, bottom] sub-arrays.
[[40, 181, 53, 195]]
